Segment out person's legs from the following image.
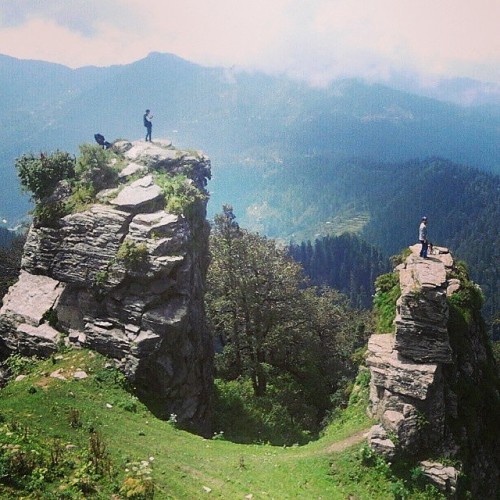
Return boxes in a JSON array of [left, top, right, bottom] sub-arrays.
[[146, 125, 152, 141], [420, 240, 428, 257]]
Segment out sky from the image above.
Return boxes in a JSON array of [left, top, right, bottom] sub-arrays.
[[0, 0, 499, 87]]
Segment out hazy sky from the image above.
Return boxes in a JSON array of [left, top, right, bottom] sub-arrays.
[[0, 0, 499, 86]]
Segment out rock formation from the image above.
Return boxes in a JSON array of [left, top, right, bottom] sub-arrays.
[[0, 140, 214, 435], [366, 245, 500, 498]]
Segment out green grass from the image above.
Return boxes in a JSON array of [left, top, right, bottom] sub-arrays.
[[373, 272, 401, 333], [0, 350, 442, 499]]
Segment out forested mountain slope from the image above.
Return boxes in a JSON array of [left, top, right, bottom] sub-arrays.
[[1, 52, 499, 333], [1, 52, 499, 225], [289, 234, 390, 309], [248, 156, 500, 333]]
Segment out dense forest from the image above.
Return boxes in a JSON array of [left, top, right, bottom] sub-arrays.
[[235, 156, 500, 338], [289, 233, 390, 309]]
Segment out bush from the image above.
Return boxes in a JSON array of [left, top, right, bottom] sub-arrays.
[[75, 144, 118, 193], [116, 240, 148, 268], [213, 378, 312, 445], [16, 151, 75, 201], [154, 173, 206, 216], [4, 354, 38, 378], [32, 200, 68, 227]]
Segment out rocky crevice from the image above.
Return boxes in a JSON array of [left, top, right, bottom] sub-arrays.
[[0, 140, 213, 435]]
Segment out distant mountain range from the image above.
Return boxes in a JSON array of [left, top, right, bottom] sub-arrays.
[[0, 51, 499, 226], [1, 51, 500, 334]]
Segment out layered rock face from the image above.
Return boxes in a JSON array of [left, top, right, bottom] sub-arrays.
[[366, 245, 500, 497], [0, 140, 213, 435]]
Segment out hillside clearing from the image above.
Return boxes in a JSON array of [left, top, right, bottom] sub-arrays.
[[0, 350, 442, 499]]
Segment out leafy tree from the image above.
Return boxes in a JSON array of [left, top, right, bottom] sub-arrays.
[[208, 205, 308, 396], [207, 207, 371, 436]]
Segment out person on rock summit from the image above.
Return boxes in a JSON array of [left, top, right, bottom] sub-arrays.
[[419, 216, 429, 258], [143, 109, 153, 142]]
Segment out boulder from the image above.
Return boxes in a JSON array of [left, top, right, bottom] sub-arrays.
[[367, 424, 396, 459], [0, 271, 64, 327], [118, 162, 148, 179], [22, 205, 131, 286], [124, 141, 179, 168], [419, 461, 458, 495], [110, 175, 164, 213]]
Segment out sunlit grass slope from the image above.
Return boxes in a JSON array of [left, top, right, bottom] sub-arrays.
[[0, 350, 443, 499]]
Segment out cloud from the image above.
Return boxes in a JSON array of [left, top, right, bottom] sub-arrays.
[[0, 0, 498, 84], [0, 0, 131, 36]]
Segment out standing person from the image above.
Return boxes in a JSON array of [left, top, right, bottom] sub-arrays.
[[419, 216, 429, 258], [143, 109, 153, 142]]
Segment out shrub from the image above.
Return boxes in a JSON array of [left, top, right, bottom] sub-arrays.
[[75, 144, 118, 193], [62, 144, 120, 214], [4, 354, 37, 378], [94, 270, 109, 287], [154, 172, 206, 216], [88, 431, 111, 477], [116, 240, 148, 268], [213, 378, 312, 445], [16, 151, 75, 201], [32, 200, 68, 226], [120, 459, 155, 499]]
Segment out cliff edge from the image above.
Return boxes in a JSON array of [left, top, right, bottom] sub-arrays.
[[0, 140, 213, 435], [366, 244, 500, 497]]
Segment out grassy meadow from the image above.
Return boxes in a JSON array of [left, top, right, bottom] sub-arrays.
[[0, 350, 443, 499]]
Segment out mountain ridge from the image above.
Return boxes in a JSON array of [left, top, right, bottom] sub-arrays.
[[1, 51, 499, 225]]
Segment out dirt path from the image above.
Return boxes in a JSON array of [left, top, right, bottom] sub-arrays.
[[326, 428, 370, 453]]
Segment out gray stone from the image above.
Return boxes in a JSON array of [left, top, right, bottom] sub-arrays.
[[124, 142, 179, 167], [50, 369, 67, 380], [447, 278, 461, 296], [419, 461, 458, 495], [0, 271, 64, 327], [111, 175, 164, 213], [128, 211, 185, 239], [119, 162, 148, 179], [22, 205, 131, 286], [132, 330, 162, 356], [0, 321, 60, 357], [367, 334, 438, 402], [367, 424, 396, 459], [113, 140, 133, 153]]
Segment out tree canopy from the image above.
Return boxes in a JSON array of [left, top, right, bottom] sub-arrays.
[[206, 206, 370, 438]]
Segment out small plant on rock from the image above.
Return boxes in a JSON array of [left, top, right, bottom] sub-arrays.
[[373, 271, 401, 333], [154, 172, 206, 217], [116, 240, 148, 268]]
